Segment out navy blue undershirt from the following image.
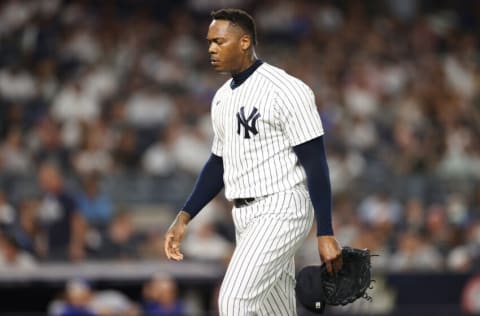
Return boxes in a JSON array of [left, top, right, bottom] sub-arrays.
[[293, 136, 333, 236], [182, 153, 224, 218], [230, 59, 263, 89]]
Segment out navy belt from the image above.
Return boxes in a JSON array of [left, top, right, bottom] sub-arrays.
[[233, 197, 256, 208]]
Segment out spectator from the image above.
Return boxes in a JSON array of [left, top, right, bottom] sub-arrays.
[[0, 190, 15, 229], [96, 211, 143, 260], [57, 279, 97, 316], [51, 81, 100, 124], [142, 274, 186, 316], [10, 197, 40, 255], [36, 161, 87, 261], [0, 65, 37, 102], [0, 127, 32, 175], [72, 124, 113, 176], [0, 232, 36, 270], [142, 129, 176, 177], [75, 173, 113, 229], [31, 117, 72, 171], [398, 197, 425, 233], [139, 230, 168, 260], [390, 231, 444, 271], [89, 289, 139, 316], [171, 122, 211, 175], [112, 128, 141, 173], [357, 190, 403, 228], [125, 88, 175, 129]]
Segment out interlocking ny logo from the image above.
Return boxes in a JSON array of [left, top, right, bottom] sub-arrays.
[[237, 106, 261, 139]]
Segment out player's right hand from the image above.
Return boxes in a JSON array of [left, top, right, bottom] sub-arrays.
[[317, 235, 343, 276], [164, 211, 190, 261]]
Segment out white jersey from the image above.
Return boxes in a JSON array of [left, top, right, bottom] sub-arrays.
[[211, 62, 324, 200]]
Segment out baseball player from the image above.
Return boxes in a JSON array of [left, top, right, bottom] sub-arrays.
[[164, 8, 342, 315]]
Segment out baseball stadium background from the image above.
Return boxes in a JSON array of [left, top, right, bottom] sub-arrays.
[[0, 0, 479, 315]]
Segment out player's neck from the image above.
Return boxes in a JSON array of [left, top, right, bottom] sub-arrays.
[[232, 52, 258, 75], [230, 58, 263, 89]]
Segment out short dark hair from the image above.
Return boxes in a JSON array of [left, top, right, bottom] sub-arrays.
[[211, 8, 257, 46]]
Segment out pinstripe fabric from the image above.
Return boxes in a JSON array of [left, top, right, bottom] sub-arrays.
[[211, 62, 322, 315], [218, 186, 314, 315], [211, 63, 324, 200]]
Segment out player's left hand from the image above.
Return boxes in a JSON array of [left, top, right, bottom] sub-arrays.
[[317, 235, 343, 275]]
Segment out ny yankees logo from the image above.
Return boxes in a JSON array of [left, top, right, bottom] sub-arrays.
[[237, 106, 261, 139]]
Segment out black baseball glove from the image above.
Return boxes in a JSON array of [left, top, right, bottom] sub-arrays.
[[296, 247, 374, 314]]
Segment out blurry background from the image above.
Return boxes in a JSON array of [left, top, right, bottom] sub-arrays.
[[0, 0, 479, 315]]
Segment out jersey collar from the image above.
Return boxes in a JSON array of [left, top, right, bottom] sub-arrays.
[[230, 59, 263, 89]]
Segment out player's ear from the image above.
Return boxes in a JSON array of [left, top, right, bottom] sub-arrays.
[[240, 34, 251, 51]]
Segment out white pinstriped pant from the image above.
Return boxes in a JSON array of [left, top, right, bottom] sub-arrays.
[[218, 186, 315, 316]]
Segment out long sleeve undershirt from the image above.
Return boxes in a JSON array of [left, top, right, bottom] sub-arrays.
[[182, 153, 224, 218], [293, 135, 334, 236]]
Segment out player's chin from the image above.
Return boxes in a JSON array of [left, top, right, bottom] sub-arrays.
[[210, 61, 224, 72], [212, 65, 224, 72]]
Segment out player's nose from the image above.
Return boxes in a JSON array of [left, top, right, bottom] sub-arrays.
[[208, 43, 218, 55]]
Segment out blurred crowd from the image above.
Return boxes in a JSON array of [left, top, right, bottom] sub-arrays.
[[48, 274, 198, 316], [0, 0, 479, 277]]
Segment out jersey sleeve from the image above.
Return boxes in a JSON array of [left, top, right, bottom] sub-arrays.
[[276, 82, 324, 146], [211, 133, 223, 157], [211, 93, 224, 157]]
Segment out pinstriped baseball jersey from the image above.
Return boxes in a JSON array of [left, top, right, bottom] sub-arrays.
[[211, 62, 324, 200]]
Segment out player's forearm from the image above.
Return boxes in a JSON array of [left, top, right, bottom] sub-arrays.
[[293, 136, 334, 236], [182, 153, 224, 219]]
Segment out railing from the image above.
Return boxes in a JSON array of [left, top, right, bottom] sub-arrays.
[[0, 261, 476, 316]]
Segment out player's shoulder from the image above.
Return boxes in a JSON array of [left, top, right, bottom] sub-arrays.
[[211, 79, 232, 103], [257, 62, 313, 95], [218, 78, 233, 92]]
